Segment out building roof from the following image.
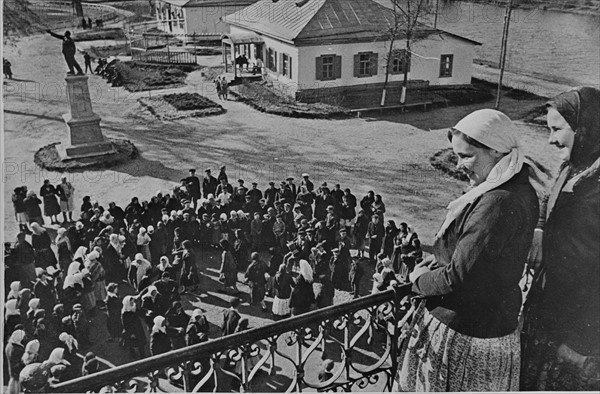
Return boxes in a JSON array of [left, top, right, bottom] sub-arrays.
[[159, 0, 257, 7], [224, 0, 480, 46], [222, 31, 265, 44]]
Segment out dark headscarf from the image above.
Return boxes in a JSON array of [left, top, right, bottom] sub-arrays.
[[546, 87, 600, 169]]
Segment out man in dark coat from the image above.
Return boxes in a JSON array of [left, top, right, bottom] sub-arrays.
[[264, 182, 278, 208], [300, 173, 314, 193], [202, 169, 218, 198], [47, 30, 83, 75], [186, 169, 202, 209], [247, 182, 263, 203], [222, 297, 241, 336]]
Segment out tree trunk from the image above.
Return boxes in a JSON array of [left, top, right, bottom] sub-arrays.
[[401, 37, 411, 104], [381, 37, 396, 107], [73, 0, 83, 17]]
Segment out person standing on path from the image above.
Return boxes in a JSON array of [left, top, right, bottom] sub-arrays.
[[83, 52, 92, 74], [221, 77, 229, 101], [56, 177, 75, 223], [46, 30, 84, 75]]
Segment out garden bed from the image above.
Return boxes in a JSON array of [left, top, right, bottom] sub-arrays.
[[232, 81, 351, 119], [87, 43, 131, 59], [111, 61, 198, 91], [138, 93, 225, 120], [74, 28, 125, 41]]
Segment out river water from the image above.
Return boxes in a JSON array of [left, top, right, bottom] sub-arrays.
[[378, 0, 600, 87]]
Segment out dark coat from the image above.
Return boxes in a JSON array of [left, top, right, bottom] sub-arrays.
[[222, 308, 240, 336], [150, 330, 172, 355], [413, 167, 538, 338], [289, 276, 314, 315]]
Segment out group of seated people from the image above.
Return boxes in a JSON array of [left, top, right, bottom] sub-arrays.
[[4, 167, 423, 392]]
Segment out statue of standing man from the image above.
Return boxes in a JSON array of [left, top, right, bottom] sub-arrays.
[[46, 30, 84, 75]]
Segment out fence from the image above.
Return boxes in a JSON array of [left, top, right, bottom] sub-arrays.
[[50, 284, 413, 393], [132, 50, 197, 65]]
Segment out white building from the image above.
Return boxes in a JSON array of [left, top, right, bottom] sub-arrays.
[[154, 0, 258, 36], [222, 0, 480, 101]]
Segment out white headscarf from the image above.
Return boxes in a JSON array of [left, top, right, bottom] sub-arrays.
[[74, 246, 88, 262], [436, 109, 524, 238], [30, 223, 45, 236], [28, 298, 40, 313], [48, 347, 71, 365], [68, 261, 81, 276], [58, 333, 78, 353], [152, 315, 166, 334], [8, 329, 26, 346], [8, 281, 21, 299], [122, 296, 137, 313], [6, 299, 19, 315], [22, 340, 40, 365], [299, 259, 313, 283]]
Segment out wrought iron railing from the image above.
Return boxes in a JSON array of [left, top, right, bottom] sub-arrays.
[[50, 284, 413, 393]]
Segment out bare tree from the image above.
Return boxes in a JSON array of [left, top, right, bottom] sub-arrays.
[[381, 0, 433, 106]]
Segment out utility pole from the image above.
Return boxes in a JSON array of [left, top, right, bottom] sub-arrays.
[[495, 0, 514, 109]]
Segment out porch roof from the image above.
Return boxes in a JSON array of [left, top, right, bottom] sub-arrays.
[[221, 32, 264, 45]]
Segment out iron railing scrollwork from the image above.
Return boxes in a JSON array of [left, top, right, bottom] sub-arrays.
[[50, 284, 413, 393]]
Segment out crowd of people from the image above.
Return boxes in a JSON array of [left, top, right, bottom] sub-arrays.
[[4, 87, 598, 393], [5, 166, 424, 392]]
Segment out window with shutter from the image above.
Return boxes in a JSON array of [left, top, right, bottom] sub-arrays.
[[316, 56, 323, 80], [334, 55, 342, 79], [356, 52, 374, 77], [440, 54, 453, 77], [391, 49, 410, 74], [370, 53, 378, 76]]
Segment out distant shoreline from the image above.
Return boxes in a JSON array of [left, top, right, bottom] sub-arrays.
[[453, 0, 600, 16]]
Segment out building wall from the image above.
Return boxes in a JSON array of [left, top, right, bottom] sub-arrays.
[[297, 36, 475, 91], [155, 1, 186, 35], [155, 2, 255, 35]]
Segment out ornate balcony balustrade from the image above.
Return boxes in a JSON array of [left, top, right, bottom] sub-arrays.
[[50, 284, 413, 393]]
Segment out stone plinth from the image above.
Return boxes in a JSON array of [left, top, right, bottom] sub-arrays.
[[62, 75, 115, 160]]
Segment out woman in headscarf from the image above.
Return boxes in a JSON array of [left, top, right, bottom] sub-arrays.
[[105, 233, 126, 283], [22, 339, 40, 366], [46, 347, 74, 381], [61, 267, 83, 314], [150, 315, 172, 356], [121, 295, 147, 358], [5, 299, 22, 335], [85, 250, 106, 305], [81, 352, 101, 376], [78, 268, 97, 312], [30, 223, 57, 269], [26, 298, 41, 332], [141, 285, 165, 328], [6, 330, 26, 393], [232, 229, 249, 272], [521, 87, 600, 391], [185, 309, 209, 346], [165, 301, 189, 349], [13, 232, 36, 288], [157, 255, 175, 279], [272, 263, 293, 319], [219, 239, 238, 294], [137, 227, 152, 262], [17, 288, 32, 318], [289, 274, 313, 317], [23, 190, 44, 227], [104, 282, 122, 340], [55, 228, 72, 273], [396, 109, 539, 391], [7, 281, 21, 300], [128, 253, 151, 291], [39, 180, 61, 224], [180, 240, 199, 294], [382, 220, 399, 258]]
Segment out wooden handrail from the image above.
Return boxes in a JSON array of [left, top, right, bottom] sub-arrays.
[[51, 284, 411, 392]]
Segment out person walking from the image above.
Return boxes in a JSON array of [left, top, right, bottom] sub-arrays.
[[83, 52, 93, 74]]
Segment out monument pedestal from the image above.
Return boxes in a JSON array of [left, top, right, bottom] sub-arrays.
[[61, 75, 115, 161]]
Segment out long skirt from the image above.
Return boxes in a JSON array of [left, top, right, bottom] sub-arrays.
[[272, 296, 290, 316], [93, 281, 107, 302], [43, 195, 61, 217], [81, 290, 97, 312], [396, 301, 520, 392]]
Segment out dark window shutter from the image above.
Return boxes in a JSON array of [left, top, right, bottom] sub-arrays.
[[334, 55, 342, 79], [316, 56, 323, 81], [279, 54, 284, 75], [274, 51, 278, 72], [370, 52, 378, 76], [289, 55, 292, 78], [353, 54, 360, 77]]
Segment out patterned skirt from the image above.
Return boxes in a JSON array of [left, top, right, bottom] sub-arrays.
[[396, 301, 520, 392], [272, 296, 290, 316]]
